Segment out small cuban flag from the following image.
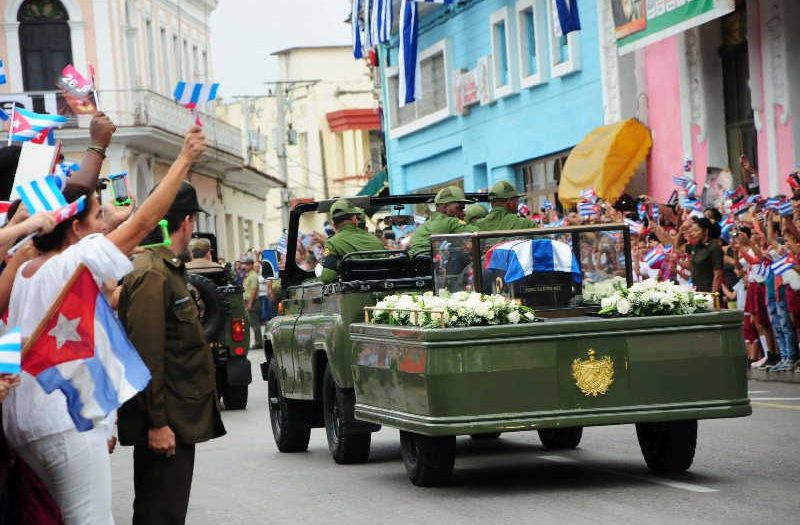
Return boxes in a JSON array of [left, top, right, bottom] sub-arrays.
[[643, 245, 666, 267], [0, 59, 6, 85], [173, 81, 219, 109], [22, 265, 151, 431], [651, 204, 660, 220], [579, 188, 597, 202], [637, 201, 647, 220], [771, 254, 796, 277], [15, 176, 67, 214], [778, 200, 794, 217], [624, 218, 644, 236], [0, 327, 22, 375], [484, 238, 581, 284], [577, 201, 599, 216]]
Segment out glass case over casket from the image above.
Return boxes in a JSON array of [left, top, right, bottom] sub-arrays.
[[430, 224, 634, 313]]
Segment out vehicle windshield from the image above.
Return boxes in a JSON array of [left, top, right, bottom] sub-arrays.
[[431, 225, 632, 310]]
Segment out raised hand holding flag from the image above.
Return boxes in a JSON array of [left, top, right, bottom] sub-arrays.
[[173, 81, 219, 126]]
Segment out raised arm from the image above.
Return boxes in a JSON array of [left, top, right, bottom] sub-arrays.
[[107, 127, 205, 254], [70, 112, 117, 190]]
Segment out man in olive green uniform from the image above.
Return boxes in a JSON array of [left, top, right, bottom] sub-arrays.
[[464, 203, 488, 224], [118, 182, 226, 525], [316, 199, 385, 283], [409, 186, 479, 257], [476, 180, 538, 231], [185, 237, 225, 275]]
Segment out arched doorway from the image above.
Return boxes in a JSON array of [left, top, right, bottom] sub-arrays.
[[18, 0, 72, 91]]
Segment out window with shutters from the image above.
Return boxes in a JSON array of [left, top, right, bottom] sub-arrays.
[[385, 39, 454, 138], [18, 0, 72, 92], [490, 6, 517, 98], [516, 0, 548, 89]]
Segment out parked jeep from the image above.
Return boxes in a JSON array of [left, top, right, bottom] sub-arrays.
[[188, 233, 252, 410]]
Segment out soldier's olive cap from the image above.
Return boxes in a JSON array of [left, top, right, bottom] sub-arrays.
[[329, 198, 361, 219], [354, 206, 366, 218], [434, 186, 473, 205], [488, 180, 525, 200], [464, 203, 488, 222], [190, 237, 211, 251]]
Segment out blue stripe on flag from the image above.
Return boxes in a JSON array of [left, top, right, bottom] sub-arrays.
[[352, 0, 364, 58], [0, 363, 20, 374], [36, 367, 95, 431], [207, 83, 219, 102], [0, 108, 7, 121], [95, 294, 151, 391], [0, 58, 6, 85], [189, 83, 203, 105], [173, 81, 186, 101], [30, 180, 55, 211], [14, 107, 67, 128]]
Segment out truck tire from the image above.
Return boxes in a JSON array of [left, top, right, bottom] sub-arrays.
[[538, 426, 583, 449], [469, 432, 502, 440], [187, 273, 226, 341], [399, 431, 456, 487], [323, 366, 371, 464], [267, 361, 310, 452], [222, 384, 248, 410], [636, 420, 697, 473]]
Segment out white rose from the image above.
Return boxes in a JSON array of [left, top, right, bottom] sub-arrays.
[[601, 297, 613, 309], [508, 310, 521, 324], [524, 312, 536, 321], [474, 302, 490, 318], [616, 298, 631, 315]]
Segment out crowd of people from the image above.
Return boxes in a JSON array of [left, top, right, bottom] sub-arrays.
[[0, 114, 224, 524]]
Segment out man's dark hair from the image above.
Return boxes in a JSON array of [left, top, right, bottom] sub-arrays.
[[33, 184, 93, 253], [704, 207, 722, 223], [0, 146, 22, 201], [333, 213, 356, 227], [191, 245, 210, 259]]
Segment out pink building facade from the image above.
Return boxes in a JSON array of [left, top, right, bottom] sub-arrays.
[[597, 0, 799, 201]]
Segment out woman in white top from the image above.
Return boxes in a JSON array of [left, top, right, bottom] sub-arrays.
[[1, 126, 205, 525]]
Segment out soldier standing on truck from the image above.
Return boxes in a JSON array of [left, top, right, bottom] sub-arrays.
[[409, 185, 478, 257], [316, 199, 385, 283], [476, 181, 538, 231]]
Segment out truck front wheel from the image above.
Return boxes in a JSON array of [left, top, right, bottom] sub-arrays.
[[323, 366, 371, 464], [636, 420, 697, 472], [538, 427, 583, 449], [267, 361, 310, 452], [400, 431, 456, 487]]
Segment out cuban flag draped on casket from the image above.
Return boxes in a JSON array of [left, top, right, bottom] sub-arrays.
[[484, 239, 581, 284]]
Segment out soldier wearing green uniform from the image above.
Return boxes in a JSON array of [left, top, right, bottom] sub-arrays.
[[409, 186, 478, 257], [464, 203, 488, 224], [316, 199, 385, 283], [476, 180, 538, 231]]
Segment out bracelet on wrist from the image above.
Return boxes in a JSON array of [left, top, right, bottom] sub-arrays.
[[87, 145, 107, 158]]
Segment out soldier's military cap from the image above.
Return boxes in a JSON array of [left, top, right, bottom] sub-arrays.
[[488, 180, 525, 200], [434, 186, 473, 205], [329, 199, 361, 220], [464, 203, 488, 222]]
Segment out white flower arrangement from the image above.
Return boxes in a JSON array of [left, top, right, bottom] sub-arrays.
[[370, 291, 536, 328], [583, 276, 627, 303], [598, 278, 714, 317]]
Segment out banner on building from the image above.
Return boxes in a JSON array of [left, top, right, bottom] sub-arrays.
[[613, 0, 734, 55]]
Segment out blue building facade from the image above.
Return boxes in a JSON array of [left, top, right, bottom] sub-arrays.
[[379, 0, 603, 210]]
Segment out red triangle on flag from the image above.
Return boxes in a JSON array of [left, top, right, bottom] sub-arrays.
[[22, 266, 98, 376], [10, 112, 32, 135], [30, 128, 50, 144]]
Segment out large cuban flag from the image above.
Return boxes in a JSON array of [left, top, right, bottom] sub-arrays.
[[22, 265, 151, 432], [484, 238, 581, 284]]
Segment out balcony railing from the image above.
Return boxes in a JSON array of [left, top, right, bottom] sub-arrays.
[[0, 89, 244, 159]]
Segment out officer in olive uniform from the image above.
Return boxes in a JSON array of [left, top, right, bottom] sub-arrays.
[[464, 203, 488, 224], [118, 182, 226, 525], [476, 180, 538, 231], [316, 199, 385, 283], [409, 186, 478, 257]]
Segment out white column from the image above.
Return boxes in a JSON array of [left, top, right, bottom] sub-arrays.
[[68, 20, 87, 74], [3, 23, 23, 92], [92, 1, 118, 111]]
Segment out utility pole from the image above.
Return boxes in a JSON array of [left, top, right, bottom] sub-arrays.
[[274, 81, 290, 231]]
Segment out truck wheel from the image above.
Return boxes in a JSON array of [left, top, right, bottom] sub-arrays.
[[323, 366, 371, 464], [187, 273, 226, 341], [267, 361, 310, 452], [399, 431, 456, 487], [469, 432, 502, 440], [636, 420, 697, 473], [222, 384, 248, 410], [538, 427, 583, 449]]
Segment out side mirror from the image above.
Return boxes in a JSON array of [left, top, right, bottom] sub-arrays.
[[261, 249, 280, 280]]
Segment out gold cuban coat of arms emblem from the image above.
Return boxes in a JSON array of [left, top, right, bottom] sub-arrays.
[[571, 349, 614, 397]]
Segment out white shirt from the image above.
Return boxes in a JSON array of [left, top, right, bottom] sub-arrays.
[[2, 234, 133, 448]]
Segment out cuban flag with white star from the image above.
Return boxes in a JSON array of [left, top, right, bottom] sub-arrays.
[[22, 265, 151, 432]]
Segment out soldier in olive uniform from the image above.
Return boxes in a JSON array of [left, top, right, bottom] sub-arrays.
[[476, 180, 538, 231], [409, 186, 479, 257], [316, 199, 385, 283], [464, 203, 488, 224], [118, 182, 226, 525]]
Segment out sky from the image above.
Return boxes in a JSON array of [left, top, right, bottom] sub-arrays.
[[210, 0, 352, 97]]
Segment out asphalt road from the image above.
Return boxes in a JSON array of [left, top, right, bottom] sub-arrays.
[[111, 371, 800, 525]]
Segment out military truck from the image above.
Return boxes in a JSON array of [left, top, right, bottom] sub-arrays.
[[188, 233, 252, 410], [262, 196, 750, 486]]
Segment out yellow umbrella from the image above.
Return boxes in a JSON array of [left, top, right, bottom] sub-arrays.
[[558, 118, 652, 206]]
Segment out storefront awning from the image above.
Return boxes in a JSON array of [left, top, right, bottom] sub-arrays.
[[558, 119, 652, 206], [357, 169, 389, 196]]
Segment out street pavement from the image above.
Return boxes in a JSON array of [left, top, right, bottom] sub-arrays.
[[111, 367, 800, 525]]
